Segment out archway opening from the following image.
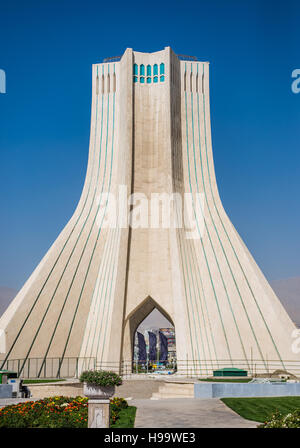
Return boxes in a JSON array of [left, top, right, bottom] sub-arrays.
[[133, 306, 176, 375]]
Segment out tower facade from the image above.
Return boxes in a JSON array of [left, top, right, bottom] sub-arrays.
[[0, 47, 299, 377]]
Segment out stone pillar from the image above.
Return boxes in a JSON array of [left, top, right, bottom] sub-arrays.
[[88, 399, 110, 428]]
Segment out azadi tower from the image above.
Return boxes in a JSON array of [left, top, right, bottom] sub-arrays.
[[0, 47, 299, 377]]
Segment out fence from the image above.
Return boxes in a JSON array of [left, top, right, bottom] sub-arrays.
[[1, 357, 300, 379], [97, 358, 300, 378], [1, 357, 96, 379]]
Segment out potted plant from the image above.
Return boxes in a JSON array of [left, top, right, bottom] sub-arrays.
[[79, 370, 122, 399]]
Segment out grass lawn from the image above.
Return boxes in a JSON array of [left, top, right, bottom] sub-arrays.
[[221, 397, 300, 423], [199, 378, 251, 383], [111, 406, 137, 428], [23, 379, 66, 384]]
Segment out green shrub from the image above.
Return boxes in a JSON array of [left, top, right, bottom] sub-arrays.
[[79, 370, 122, 387], [259, 409, 300, 428], [0, 395, 128, 428], [110, 397, 128, 425]]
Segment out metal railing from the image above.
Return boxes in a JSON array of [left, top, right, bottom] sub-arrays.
[[0, 357, 96, 379], [96, 359, 300, 378], [103, 55, 122, 63], [1, 357, 300, 379], [177, 54, 198, 61]]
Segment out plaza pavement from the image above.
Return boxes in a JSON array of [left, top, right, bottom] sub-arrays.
[[131, 398, 259, 428]]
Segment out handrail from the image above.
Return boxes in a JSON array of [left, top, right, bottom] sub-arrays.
[[103, 56, 122, 63], [1, 357, 299, 379], [177, 54, 198, 61]]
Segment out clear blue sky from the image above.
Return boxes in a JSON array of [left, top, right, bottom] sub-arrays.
[[0, 0, 299, 290]]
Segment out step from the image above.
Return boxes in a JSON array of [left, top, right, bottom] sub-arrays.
[[151, 392, 194, 399], [158, 386, 194, 396], [151, 382, 195, 399], [161, 383, 194, 392]]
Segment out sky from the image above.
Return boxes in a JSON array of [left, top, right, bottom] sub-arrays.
[[0, 0, 299, 291]]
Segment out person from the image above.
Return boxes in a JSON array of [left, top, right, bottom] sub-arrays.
[[19, 380, 31, 398]]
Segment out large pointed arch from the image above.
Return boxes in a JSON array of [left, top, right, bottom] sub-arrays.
[[121, 296, 174, 365]]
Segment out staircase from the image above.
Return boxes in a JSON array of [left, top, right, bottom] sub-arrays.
[[151, 381, 194, 399]]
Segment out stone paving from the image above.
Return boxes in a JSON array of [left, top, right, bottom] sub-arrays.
[[114, 379, 165, 399], [132, 398, 259, 428]]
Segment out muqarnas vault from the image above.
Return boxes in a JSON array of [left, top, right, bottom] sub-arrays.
[[1, 47, 299, 377]]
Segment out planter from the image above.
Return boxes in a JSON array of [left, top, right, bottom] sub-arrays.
[[83, 382, 115, 399]]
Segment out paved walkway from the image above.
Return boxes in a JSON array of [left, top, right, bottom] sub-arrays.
[[131, 398, 259, 428], [116, 380, 166, 399]]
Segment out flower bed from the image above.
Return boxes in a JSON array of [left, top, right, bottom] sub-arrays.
[[259, 410, 300, 428], [0, 396, 130, 428]]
